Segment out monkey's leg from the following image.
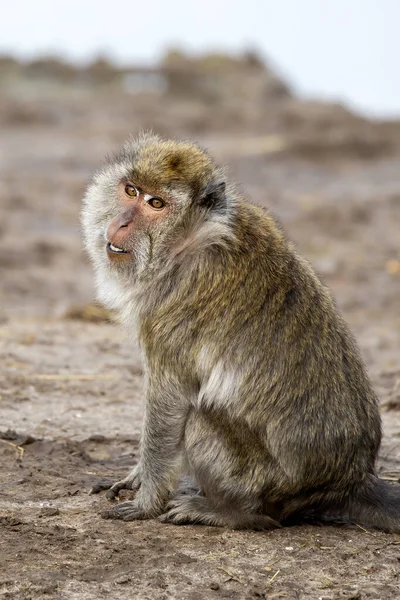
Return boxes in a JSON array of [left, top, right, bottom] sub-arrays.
[[177, 475, 201, 496], [158, 410, 281, 529], [102, 379, 188, 521], [159, 494, 278, 529]]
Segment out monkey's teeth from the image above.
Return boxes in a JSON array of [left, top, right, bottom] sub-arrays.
[[109, 243, 125, 253]]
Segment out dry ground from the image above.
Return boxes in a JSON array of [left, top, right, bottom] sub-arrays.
[[0, 82, 400, 599]]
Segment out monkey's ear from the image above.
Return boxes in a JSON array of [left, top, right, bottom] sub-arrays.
[[198, 181, 227, 212]]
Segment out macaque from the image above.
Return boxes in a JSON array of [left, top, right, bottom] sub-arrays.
[[82, 132, 399, 530]]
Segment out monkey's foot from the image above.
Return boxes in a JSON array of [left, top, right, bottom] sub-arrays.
[[90, 467, 141, 500], [159, 495, 279, 529], [101, 500, 150, 521]]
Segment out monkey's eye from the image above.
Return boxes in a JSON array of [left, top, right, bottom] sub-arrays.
[[148, 197, 165, 209], [125, 184, 138, 197]]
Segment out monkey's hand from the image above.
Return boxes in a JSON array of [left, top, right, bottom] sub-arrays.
[[101, 486, 166, 521], [90, 465, 141, 500]]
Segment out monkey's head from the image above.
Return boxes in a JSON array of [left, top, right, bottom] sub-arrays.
[[82, 133, 233, 308]]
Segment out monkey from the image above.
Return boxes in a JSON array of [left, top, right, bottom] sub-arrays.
[[82, 131, 400, 531]]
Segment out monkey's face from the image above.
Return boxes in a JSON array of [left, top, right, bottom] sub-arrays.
[[82, 133, 230, 308], [82, 163, 179, 293], [105, 181, 171, 262]]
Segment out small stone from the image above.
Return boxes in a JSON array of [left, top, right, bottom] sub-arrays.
[[39, 507, 60, 517], [115, 575, 131, 584], [0, 429, 18, 441], [88, 434, 106, 442], [210, 582, 220, 591], [20, 434, 37, 446]]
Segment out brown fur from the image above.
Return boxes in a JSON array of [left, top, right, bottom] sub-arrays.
[[82, 133, 400, 531]]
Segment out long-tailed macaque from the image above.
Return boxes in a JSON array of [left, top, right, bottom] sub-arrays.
[[82, 133, 399, 530]]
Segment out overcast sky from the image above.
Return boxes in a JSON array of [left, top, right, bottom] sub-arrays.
[[1, 0, 400, 117]]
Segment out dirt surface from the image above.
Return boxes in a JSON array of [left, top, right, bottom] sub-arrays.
[[1, 61, 400, 599]]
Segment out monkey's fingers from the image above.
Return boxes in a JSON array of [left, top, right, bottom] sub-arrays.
[[101, 501, 148, 521], [106, 485, 129, 500], [103, 476, 141, 500], [89, 478, 116, 495]]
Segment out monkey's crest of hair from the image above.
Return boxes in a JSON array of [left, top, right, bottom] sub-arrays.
[[115, 132, 218, 198]]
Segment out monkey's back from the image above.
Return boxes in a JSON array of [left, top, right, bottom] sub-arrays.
[[141, 199, 381, 498]]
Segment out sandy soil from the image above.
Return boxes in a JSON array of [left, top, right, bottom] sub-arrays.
[[1, 78, 400, 599]]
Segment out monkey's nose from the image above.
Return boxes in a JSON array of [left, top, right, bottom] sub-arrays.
[[106, 206, 136, 242]]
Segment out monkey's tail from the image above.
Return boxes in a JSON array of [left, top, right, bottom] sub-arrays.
[[347, 474, 400, 532], [283, 474, 400, 532]]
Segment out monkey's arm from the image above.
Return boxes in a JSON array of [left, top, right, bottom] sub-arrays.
[[102, 377, 189, 521]]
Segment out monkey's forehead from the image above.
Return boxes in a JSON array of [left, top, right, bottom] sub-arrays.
[[113, 138, 215, 194]]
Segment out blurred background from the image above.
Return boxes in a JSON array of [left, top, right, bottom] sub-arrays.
[[1, 0, 400, 447]]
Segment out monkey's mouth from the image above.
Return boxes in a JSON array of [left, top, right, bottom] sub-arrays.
[[106, 242, 131, 255]]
